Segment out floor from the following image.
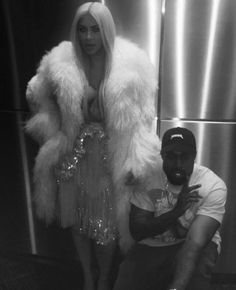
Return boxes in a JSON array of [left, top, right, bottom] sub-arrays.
[[0, 252, 82, 290]]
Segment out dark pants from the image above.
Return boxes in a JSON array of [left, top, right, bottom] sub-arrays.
[[113, 241, 218, 290]]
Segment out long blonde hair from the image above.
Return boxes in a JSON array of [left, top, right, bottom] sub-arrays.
[[70, 2, 116, 119]]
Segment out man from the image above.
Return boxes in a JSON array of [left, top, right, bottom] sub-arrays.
[[113, 127, 227, 290]]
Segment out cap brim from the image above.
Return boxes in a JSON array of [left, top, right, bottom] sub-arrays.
[[161, 143, 195, 154]]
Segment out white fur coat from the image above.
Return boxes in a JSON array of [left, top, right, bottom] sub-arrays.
[[26, 37, 161, 252]]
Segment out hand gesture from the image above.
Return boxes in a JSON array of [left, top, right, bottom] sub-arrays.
[[174, 178, 201, 215]]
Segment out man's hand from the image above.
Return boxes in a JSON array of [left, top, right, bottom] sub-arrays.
[[174, 178, 201, 215]]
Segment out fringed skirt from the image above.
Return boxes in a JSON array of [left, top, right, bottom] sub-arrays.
[[55, 123, 117, 245]]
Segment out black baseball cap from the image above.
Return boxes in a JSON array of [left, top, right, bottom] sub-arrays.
[[161, 127, 196, 154]]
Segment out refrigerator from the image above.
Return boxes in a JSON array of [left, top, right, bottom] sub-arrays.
[[158, 0, 236, 273]]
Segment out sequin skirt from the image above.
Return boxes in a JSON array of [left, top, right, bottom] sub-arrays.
[[55, 123, 117, 245]]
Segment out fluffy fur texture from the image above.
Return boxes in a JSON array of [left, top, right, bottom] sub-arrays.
[[26, 37, 161, 252]]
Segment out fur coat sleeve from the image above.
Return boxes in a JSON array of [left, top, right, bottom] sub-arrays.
[[106, 37, 161, 182], [26, 41, 85, 144], [25, 41, 86, 223]]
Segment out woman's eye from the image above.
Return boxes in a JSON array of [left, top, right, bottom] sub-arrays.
[[78, 26, 86, 33], [92, 26, 100, 33]]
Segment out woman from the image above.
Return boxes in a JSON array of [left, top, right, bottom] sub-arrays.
[[26, 2, 160, 290]]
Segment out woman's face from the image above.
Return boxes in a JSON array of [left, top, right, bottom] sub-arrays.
[[77, 13, 104, 56]]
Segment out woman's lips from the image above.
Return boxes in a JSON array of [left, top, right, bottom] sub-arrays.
[[85, 43, 95, 48]]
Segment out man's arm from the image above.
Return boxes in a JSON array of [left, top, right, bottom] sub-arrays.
[[168, 215, 220, 290], [129, 203, 183, 241], [130, 181, 201, 241]]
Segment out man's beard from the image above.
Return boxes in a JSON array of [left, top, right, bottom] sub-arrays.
[[166, 168, 187, 185]]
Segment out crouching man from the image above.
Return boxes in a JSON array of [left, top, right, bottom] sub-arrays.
[[113, 127, 227, 290]]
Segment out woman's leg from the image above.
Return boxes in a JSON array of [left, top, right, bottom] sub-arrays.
[[71, 226, 96, 290], [94, 239, 118, 290]]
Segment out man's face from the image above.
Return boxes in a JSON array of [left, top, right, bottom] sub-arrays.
[[161, 150, 196, 185]]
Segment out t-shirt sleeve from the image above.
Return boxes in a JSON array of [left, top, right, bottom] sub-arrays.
[[130, 190, 155, 212], [197, 185, 227, 224]]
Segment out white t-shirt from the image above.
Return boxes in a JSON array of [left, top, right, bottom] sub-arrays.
[[131, 163, 227, 251]]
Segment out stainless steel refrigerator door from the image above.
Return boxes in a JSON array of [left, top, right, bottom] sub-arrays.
[[159, 0, 236, 274], [160, 0, 236, 120]]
